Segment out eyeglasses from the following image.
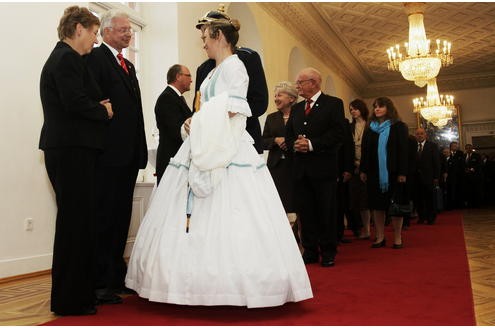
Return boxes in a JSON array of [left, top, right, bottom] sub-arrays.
[[295, 79, 314, 86], [109, 27, 134, 34]]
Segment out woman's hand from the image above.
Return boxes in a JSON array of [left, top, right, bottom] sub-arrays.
[[360, 172, 367, 183], [228, 111, 237, 118], [275, 137, 287, 151], [398, 175, 406, 183], [184, 117, 192, 135]]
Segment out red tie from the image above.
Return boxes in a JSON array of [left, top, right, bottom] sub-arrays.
[[304, 99, 313, 116], [117, 53, 129, 74]]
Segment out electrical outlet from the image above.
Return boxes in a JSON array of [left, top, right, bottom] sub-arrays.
[[24, 218, 34, 231]]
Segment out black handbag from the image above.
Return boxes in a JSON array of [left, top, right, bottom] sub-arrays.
[[433, 186, 444, 211], [388, 183, 413, 217]]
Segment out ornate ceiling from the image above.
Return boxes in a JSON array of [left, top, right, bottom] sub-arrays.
[[260, 2, 495, 98]]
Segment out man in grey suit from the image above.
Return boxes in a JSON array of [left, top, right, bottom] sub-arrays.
[[155, 64, 193, 184]]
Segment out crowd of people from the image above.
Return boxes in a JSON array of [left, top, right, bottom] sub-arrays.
[[39, 5, 494, 317]]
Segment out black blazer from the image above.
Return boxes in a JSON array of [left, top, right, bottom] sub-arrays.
[[86, 43, 147, 168], [154, 86, 192, 179], [360, 120, 409, 187], [465, 152, 482, 177], [195, 47, 268, 153], [39, 42, 109, 150], [447, 150, 465, 182], [262, 111, 289, 169], [285, 93, 346, 179], [416, 140, 441, 185]]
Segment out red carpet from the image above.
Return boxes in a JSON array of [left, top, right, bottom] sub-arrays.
[[44, 210, 476, 325]]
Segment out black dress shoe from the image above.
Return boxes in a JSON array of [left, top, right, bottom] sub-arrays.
[[321, 258, 335, 267], [54, 305, 97, 316], [112, 287, 137, 295], [302, 256, 318, 264], [95, 289, 123, 305], [392, 243, 403, 249], [339, 238, 352, 244], [371, 239, 386, 248]]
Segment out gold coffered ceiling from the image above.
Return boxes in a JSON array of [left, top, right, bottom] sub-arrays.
[[260, 2, 495, 97]]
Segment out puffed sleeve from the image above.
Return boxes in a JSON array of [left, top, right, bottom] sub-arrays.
[[224, 60, 251, 117]]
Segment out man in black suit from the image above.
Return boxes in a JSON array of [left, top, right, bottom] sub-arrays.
[[446, 141, 464, 209], [155, 64, 193, 184], [414, 128, 441, 225], [463, 144, 483, 208], [194, 10, 268, 154], [286, 67, 346, 267], [86, 10, 147, 303]]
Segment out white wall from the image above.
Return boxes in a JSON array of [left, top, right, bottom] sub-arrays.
[[0, 3, 75, 278]]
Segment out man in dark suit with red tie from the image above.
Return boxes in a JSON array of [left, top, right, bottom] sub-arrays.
[[285, 67, 346, 267], [154, 64, 193, 184], [86, 10, 147, 303], [414, 128, 441, 225]]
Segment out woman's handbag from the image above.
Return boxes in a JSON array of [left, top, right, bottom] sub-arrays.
[[388, 183, 413, 217]]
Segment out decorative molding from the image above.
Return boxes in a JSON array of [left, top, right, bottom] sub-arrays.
[[259, 2, 495, 98], [0, 269, 51, 284], [124, 184, 154, 258], [0, 253, 52, 279], [259, 2, 367, 93]]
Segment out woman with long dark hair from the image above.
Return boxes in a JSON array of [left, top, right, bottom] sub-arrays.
[[360, 97, 409, 248], [348, 99, 371, 239]]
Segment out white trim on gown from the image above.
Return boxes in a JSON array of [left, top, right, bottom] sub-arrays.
[[125, 55, 313, 308]]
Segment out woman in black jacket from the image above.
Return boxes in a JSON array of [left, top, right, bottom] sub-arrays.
[[39, 6, 112, 315], [360, 97, 408, 249]]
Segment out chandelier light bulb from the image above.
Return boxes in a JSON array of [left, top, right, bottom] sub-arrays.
[[412, 78, 455, 126], [386, 3, 453, 87]]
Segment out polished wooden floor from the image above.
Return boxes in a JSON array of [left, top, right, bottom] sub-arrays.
[[1, 207, 494, 325]]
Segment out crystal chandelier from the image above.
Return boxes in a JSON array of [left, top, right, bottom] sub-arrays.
[[386, 3, 453, 87], [413, 78, 455, 127]]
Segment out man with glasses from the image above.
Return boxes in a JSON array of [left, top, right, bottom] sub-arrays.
[[154, 64, 193, 185], [86, 9, 147, 304], [286, 67, 346, 267]]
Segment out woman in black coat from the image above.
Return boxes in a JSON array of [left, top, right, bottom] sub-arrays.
[[360, 97, 408, 249], [262, 82, 298, 224], [39, 6, 112, 315]]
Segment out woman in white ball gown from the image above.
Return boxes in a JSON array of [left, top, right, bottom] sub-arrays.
[[125, 15, 313, 308]]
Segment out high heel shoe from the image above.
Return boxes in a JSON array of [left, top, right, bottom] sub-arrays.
[[392, 243, 403, 249], [371, 239, 386, 248]]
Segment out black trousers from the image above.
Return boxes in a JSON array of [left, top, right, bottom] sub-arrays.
[[296, 175, 337, 259], [95, 163, 139, 290], [44, 148, 98, 314], [414, 180, 436, 222]]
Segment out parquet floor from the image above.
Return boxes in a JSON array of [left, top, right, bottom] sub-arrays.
[[463, 206, 495, 326], [1, 207, 494, 326]]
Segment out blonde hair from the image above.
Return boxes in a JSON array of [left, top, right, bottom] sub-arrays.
[[274, 81, 298, 99]]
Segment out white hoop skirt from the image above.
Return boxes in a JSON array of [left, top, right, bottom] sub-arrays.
[[125, 134, 313, 308]]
